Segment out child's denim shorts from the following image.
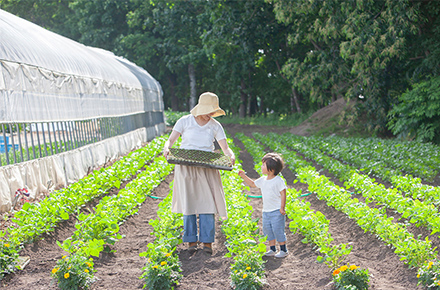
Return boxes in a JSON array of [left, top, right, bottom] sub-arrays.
[[262, 209, 286, 242]]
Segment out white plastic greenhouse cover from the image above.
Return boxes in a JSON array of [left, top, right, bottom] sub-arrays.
[[0, 9, 164, 123]]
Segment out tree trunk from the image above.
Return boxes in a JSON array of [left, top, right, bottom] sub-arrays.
[[168, 74, 179, 111], [275, 60, 302, 113], [188, 63, 197, 110], [239, 79, 247, 118], [291, 87, 301, 113]]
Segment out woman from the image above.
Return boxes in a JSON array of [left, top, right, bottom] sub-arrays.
[[163, 92, 235, 254]]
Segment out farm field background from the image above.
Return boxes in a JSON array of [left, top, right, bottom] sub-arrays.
[[2, 123, 440, 290]]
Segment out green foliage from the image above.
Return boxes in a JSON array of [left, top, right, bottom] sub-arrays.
[[51, 253, 96, 290], [164, 109, 188, 127], [388, 76, 440, 144], [0, 232, 19, 280], [139, 244, 182, 290], [333, 264, 370, 290], [417, 260, 440, 289]]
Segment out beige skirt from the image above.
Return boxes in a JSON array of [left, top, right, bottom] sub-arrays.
[[172, 164, 227, 218]]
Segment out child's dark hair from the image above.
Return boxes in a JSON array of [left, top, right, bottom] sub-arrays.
[[262, 152, 284, 176]]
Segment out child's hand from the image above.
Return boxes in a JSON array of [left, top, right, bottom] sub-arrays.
[[238, 170, 246, 178], [280, 208, 286, 215]]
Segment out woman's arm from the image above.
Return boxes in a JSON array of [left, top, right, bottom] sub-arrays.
[[163, 130, 181, 158], [218, 138, 236, 165]]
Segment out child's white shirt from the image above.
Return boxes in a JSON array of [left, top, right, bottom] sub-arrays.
[[254, 175, 287, 212], [173, 114, 226, 152]]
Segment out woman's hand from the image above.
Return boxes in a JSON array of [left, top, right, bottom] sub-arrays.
[[163, 147, 170, 158]]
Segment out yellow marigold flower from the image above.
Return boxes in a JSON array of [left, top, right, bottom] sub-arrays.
[[165, 253, 171, 257], [64, 273, 70, 279], [246, 267, 251, 270], [89, 258, 93, 261], [333, 269, 340, 276], [243, 274, 248, 279], [417, 274, 420, 278], [349, 265, 357, 271], [340, 265, 348, 272], [86, 262, 92, 267], [153, 265, 159, 269], [4, 243, 10, 248], [62, 255, 66, 259], [52, 268, 58, 274], [161, 261, 167, 266], [437, 281, 440, 286], [428, 262, 434, 269], [84, 269, 89, 273], [67, 267, 71, 270], [235, 270, 238, 273]]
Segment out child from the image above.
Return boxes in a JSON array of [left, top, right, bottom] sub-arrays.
[[238, 152, 288, 258]]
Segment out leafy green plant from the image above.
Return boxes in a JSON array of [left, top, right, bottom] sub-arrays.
[[51, 253, 96, 290], [388, 76, 440, 144], [140, 243, 182, 290], [332, 264, 370, 290], [417, 260, 440, 289], [164, 109, 188, 127], [0, 233, 19, 280], [222, 135, 267, 289]]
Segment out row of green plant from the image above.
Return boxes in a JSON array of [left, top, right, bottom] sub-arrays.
[[300, 134, 439, 182], [0, 135, 167, 279], [391, 175, 440, 207], [274, 133, 440, 238], [236, 133, 370, 289], [139, 180, 183, 290], [255, 133, 439, 288], [221, 135, 267, 290], [298, 134, 440, 200], [52, 155, 174, 289]]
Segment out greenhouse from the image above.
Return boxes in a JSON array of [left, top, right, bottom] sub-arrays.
[[0, 9, 165, 212]]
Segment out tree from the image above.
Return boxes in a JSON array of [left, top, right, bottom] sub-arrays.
[[270, 0, 419, 132]]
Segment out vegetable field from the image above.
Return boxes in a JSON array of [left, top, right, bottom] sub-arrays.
[[2, 124, 440, 290]]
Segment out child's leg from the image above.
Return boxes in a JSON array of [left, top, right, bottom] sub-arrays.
[[273, 211, 287, 253], [262, 212, 277, 254]]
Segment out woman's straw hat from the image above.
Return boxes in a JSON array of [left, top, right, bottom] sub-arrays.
[[190, 92, 226, 117]]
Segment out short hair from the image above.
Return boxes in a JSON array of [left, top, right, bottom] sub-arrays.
[[262, 152, 284, 176]]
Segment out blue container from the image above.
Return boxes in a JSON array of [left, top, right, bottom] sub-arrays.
[[0, 144, 19, 154], [0, 136, 9, 145]]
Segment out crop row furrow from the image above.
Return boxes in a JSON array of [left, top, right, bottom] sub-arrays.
[[254, 133, 436, 271], [6, 135, 167, 247], [52, 155, 174, 288], [234, 133, 354, 272], [265, 132, 440, 236]]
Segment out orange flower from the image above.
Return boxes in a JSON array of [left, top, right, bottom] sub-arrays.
[[333, 269, 340, 276]]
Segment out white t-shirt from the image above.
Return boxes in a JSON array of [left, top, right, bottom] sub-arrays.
[[254, 175, 287, 212], [173, 114, 226, 152]]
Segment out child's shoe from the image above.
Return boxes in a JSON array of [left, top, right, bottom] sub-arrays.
[[275, 250, 288, 258], [264, 250, 276, 257]]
